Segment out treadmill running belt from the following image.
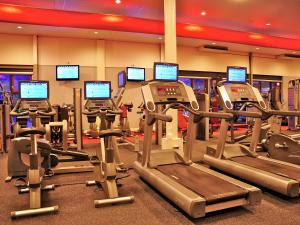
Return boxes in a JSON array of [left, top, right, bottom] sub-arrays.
[[157, 164, 248, 204], [231, 156, 300, 182]]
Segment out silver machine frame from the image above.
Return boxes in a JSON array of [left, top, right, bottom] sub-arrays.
[[0, 104, 10, 153], [204, 82, 300, 197], [45, 88, 83, 151], [134, 80, 261, 218]]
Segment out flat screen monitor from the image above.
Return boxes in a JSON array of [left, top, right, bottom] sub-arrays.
[[84, 81, 111, 100], [19, 81, 49, 100], [227, 66, 247, 83], [56, 65, 80, 81], [154, 62, 178, 81], [118, 71, 126, 88], [126, 67, 145, 82]]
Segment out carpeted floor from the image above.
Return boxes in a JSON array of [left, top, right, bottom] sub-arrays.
[[0, 140, 300, 225]]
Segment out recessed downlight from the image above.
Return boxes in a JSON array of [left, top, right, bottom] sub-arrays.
[[292, 51, 297, 54], [256, 47, 260, 50], [115, 0, 121, 4], [158, 36, 163, 40], [265, 23, 271, 26], [211, 42, 216, 45], [17, 26, 22, 29], [94, 31, 98, 34], [201, 11, 206, 16]]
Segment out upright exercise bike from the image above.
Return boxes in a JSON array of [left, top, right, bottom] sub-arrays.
[[84, 81, 134, 207], [8, 80, 58, 218]]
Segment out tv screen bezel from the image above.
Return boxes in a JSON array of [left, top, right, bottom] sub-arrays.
[[84, 81, 111, 100], [118, 71, 126, 88], [153, 62, 179, 81], [19, 80, 49, 100], [227, 66, 247, 83], [56, 65, 80, 81], [126, 67, 145, 82]]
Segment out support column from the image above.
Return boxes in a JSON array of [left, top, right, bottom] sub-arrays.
[[248, 52, 253, 85], [161, 0, 183, 150], [32, 35, 38, 80], [96, 40, 106, 80]]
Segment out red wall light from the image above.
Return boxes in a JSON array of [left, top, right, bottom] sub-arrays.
[[0, 5, 22, 14]]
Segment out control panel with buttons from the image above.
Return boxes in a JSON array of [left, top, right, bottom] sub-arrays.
[[217, 82, 267, 110], [141, 81, 199, 112]]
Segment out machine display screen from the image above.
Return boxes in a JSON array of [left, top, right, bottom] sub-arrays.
[[56, 65, 79, 81], [20, 81, 49, 100], [84, 81, 111, 99], [118, 71, 126, 87], [227, 66, 247, 83], [154, 63, 178, 81], [127, 67, 145, 81]]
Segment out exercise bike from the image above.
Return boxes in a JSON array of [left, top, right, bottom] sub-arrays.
[[8, 103, 58, 219]]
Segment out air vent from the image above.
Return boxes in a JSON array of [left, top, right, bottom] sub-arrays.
[[277, 54, 300, 60], [200, 45, 229, 53]]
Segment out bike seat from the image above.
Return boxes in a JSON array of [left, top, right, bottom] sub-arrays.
[[99, 129, 123, 138], [18, 127, 46, 136]]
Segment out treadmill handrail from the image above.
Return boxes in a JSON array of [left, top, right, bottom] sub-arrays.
[[147, 113, 173, 125], [163, 102, 233, 121], [269, 110, 300, 117], [226, 110, 262, 118]]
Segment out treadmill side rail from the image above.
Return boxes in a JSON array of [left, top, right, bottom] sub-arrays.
[[134, 161, 259, 218], [203, 154, 299, 197], [134, 161, 206, 218]]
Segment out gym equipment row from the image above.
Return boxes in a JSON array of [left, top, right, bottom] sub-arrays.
[[2, 63, 300, 221]]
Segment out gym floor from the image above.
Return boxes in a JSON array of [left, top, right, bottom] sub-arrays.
[[0, 139, 299, 225]]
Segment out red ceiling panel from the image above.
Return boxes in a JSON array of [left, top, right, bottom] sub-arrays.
[[0, 3, 300, 50]]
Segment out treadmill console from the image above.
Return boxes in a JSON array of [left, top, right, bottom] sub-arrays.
[[217, 83, 267, 110], [142, 81, 199, 112]]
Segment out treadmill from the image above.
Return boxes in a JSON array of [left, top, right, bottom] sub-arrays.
[[204, 66, 300, 197], [134, 65, 261, 218]]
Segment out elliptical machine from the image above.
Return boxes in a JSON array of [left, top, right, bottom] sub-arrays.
[[8, 80, 58, 218], [83, 81, 134, 207], [262, 86, 300, 165]]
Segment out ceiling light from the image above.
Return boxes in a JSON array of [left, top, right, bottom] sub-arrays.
[[94, 31, 98, 34], [17, 26, 22, 29], [249, 33, 264, 40], [256, 47, 260, 50], [185, 24, 202, 32], [1, 6, 22, 14], [115, 0, 121, 4], [158, 37, 163, 40], [265, 23, 271, 26], [292, 51, 297, 54], [211, 42, 216, 45], [102, 15, 123, 23], [201, 11, 206, 16]]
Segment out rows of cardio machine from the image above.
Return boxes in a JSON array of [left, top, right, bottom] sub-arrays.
[[4, 62, 300, 221]]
